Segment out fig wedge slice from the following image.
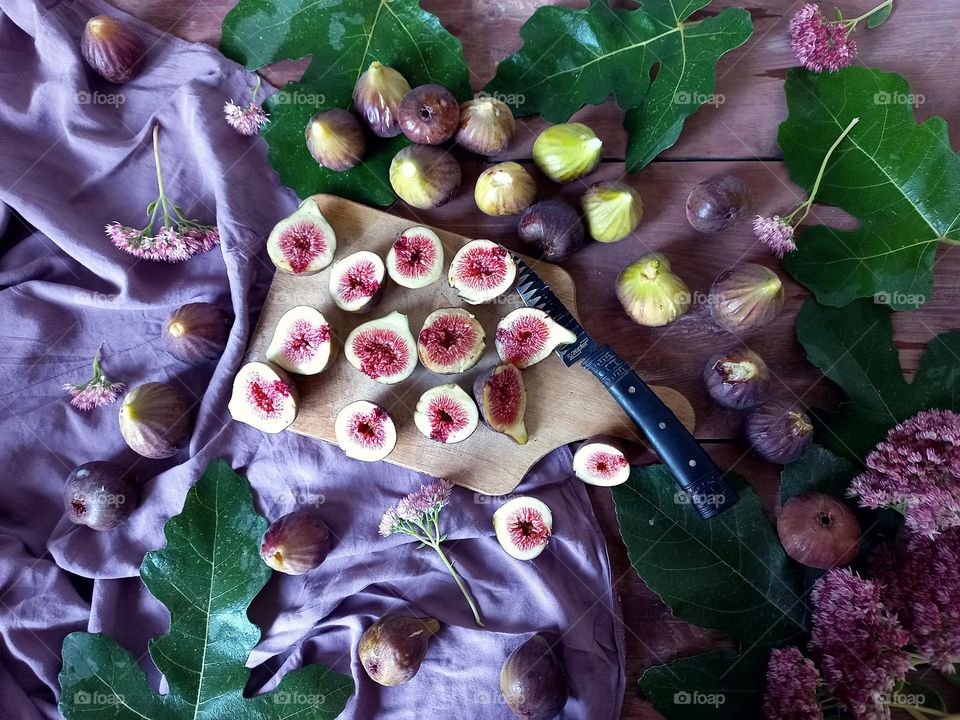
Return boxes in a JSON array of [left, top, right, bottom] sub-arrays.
[[228, 361, 299, 433], [495, 308, 577, 369], [267, 198, 337, 275], [448, 239, 517, 304], [344, 311, 418, 384], [266, 306, 336, 375], [474, 363, 528, 444]]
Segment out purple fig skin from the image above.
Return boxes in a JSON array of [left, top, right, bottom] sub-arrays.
[[500, 633, 568, 720], [703, 348, 770, 410], [359, 615, 441, 686], [162, 302, 231, 365], [518, 200, 584, 263], [398, 84, 460, 145], [261, 509, 332, 575], [709, 263, 785, 333], [744, 400, 813, 464], [81, 15, 145, 84], [118, 382, 193, 459], [63, 461, 139, 531], [778, 492, 861, 569], [685, 175, 752, 233]]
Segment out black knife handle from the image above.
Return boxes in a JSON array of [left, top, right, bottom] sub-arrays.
[[583, 346, 738, 518]]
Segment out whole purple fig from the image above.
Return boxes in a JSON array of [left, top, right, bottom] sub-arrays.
[[500, 633, 568, 720], [81, 16, 145, 84], [359, 615, 441, 686], [63, 461, 139, 530], [162, 302, 231, 365], [260, 509, 332, 575]]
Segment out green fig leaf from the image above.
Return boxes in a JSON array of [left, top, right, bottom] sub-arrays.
[[220, 0, 471, 205], [612, 466, 808, 648], [796, 297, 960, 461], [779, 444, 859, 504], [639, 651, 767, 720], [778, 67, 960, 309], [867, 4, 893, 28], [485, 0, 753, 170], [59, 459, 353, 719]]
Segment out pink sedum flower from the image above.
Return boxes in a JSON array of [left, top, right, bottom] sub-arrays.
[[850, 409, 960, 538], [790, 3, 858, 73], [809, 568, 911, 720], [871, 529, 960, 672], [763, 646, 823, 720], [224, 99, 269, 136], [63, 344, 125, 411], [753, 215, 797, 258]]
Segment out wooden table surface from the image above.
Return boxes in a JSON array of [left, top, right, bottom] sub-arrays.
[[109, 1, 960, 717]]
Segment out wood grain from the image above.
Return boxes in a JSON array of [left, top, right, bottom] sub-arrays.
[[246, 194, 695, 495]]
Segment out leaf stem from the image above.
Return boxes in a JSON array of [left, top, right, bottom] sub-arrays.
[[429, 542, 484, 627], [784, 116, 860, 226], [843, 0, 893, 31]]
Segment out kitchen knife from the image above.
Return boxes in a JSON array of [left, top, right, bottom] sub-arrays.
[[511, 256, 738, 519]]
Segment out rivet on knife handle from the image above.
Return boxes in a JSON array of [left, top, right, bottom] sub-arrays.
[[582, 346, 739, 518]]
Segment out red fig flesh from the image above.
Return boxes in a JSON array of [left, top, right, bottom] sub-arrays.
[[386, 226, 444, 289], [493, 496, 553, 561], [414, 384, 479, 444], [474, 363, 528, 444], [495, 308, 576, 369], [228, 361, 299, 434], [418, 308, 486, 374], [344, 312, 418, 384], [266, 306, 336, 375], [572, 441, 630, 486], [448, 240, 517, 304], [329, 251, 385, 313], [334, 401, 397, 462], [267, 198, 337, 275]]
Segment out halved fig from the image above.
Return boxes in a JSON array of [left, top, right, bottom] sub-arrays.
[[386, 226, 444, 289], [414, 383, 479, 444], [329, 250, 385, 313], [267, 198, 337, 275], [495, 308, 576, 369], [418, 308, 486, 374], [334, 401, 397, 462], [474, 363, 528, 444], [344, 311, 418, 384], [448, 239, 517, 304], [572, 439, 631, 486], [493, 496, 553, 561], [228, 361, 299, 433], [266, 306, 336, 375]]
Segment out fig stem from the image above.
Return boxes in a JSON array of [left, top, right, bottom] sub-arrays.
[[430, 543, 484, 627]]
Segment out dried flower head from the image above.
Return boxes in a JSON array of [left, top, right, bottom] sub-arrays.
[[870, 529, 960, 672], [106, 125, 219, 263], [378, 506, 399, 538], [763, 646, 823, 720], [790, 3, 858, 73], [224, 100, 269, 137], [753, 215, 797, 258], [809, 568, 911, 720], [850, 409, 960, 538], [63, 344, 125, 411]]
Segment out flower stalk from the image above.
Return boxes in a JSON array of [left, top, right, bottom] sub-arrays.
[[224, 77, 270, 136], [105, 124, 219, 263], [379, 479, 484, 627], [63, 343, 126, 411]]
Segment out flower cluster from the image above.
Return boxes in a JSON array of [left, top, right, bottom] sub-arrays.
[[105, 124, 220, 263], [224, 78, 269, 136], [809, 569, 911, 720], [789, 4, 858, 73], [850, 409, 960, 538], [63, 344, 125, 411], [763, 647, 823, 720], [871, 529, 960, 672], [379, 479, 483, 626], [752, 215, 796, 258]]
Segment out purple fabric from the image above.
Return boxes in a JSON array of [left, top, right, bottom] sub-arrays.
[[0, 1, 626, 718]]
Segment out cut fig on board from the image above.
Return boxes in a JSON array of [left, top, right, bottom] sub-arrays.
[[386, 226, 444, 289], [495, 308, 576, 369], [334, 400, 397, 462], [228, 361, 299, 433], [448, 239, 517, 304], [344, 311, 418, 384], [266, 306, 336, 376], [329, 250, 385, 313], [414, 384, 479, 444], [474, 363, 528, 444], [493, 496, 553, 561], [572, 440, 631, 486], [267, 198, 337, 275], [418, 308, 486, 374]]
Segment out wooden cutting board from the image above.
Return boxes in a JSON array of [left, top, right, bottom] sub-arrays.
[[246, 194, 695, 495]]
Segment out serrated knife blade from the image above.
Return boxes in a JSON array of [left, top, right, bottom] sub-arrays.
[[511, 255, 739, 518]]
